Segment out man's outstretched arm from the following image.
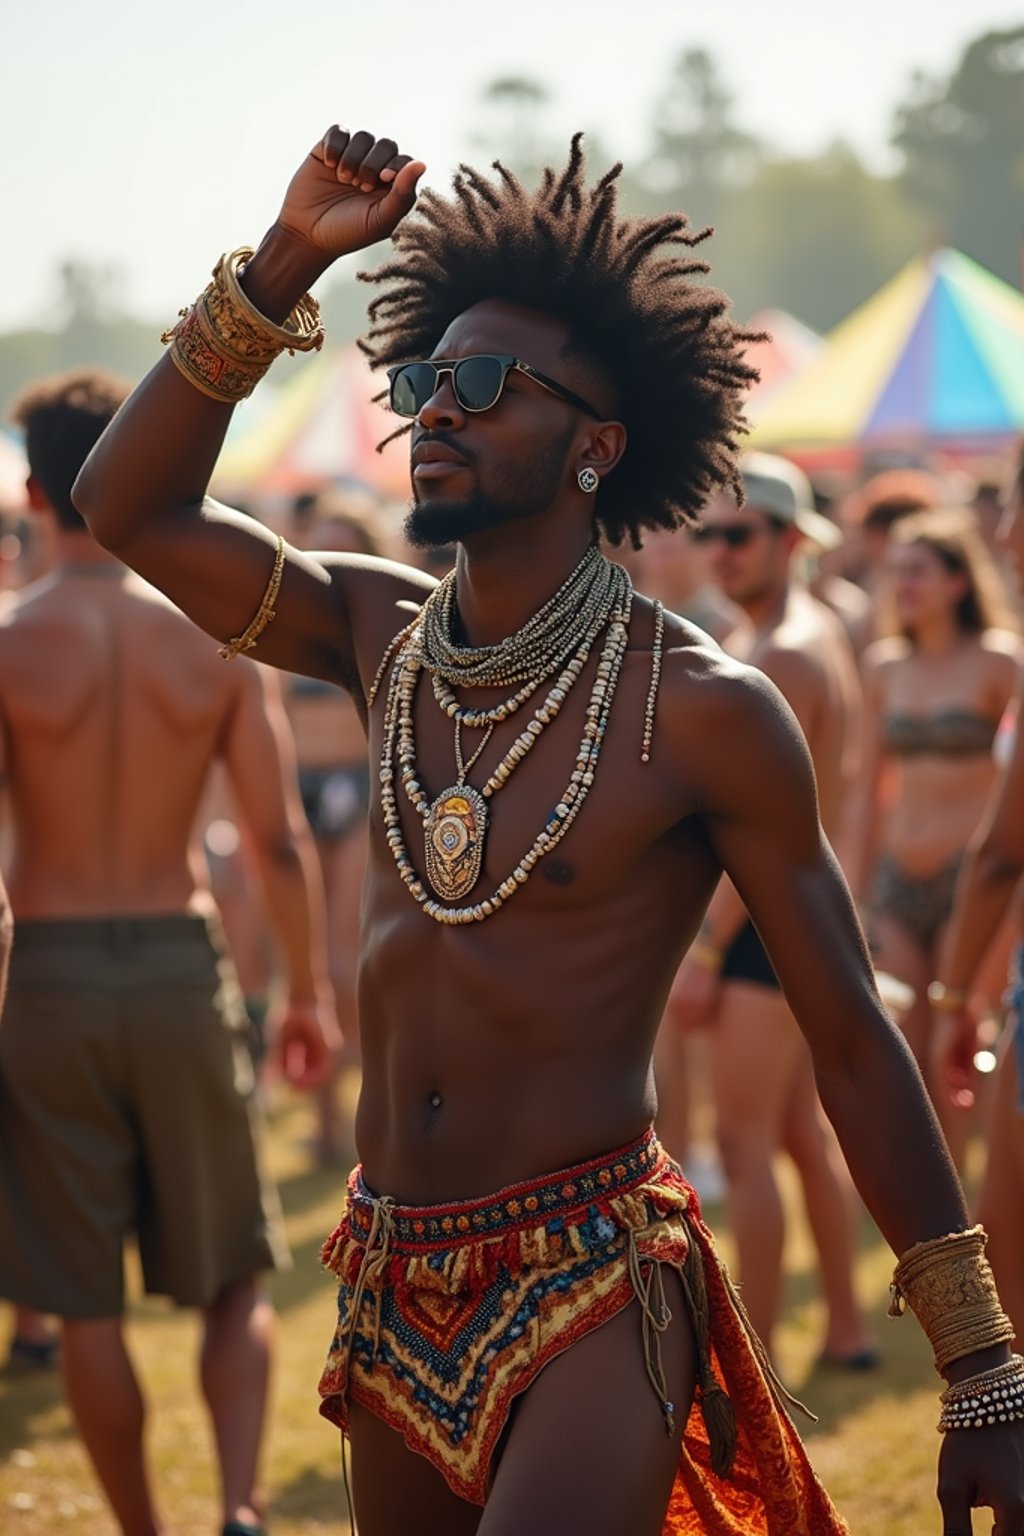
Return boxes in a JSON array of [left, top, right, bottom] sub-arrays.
[[72, 128, 429, 683], [675, 655, 1024, 1530], [681, 659, 964, 1252]]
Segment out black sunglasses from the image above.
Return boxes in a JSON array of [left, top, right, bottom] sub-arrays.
[[386, 354, 604, 421], [692, 523, 772, 549]]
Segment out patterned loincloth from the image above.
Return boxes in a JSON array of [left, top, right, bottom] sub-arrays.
[[318, 1130, 848, 1533]]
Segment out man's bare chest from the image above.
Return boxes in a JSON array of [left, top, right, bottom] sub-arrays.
[[364, 654, 700, 916]]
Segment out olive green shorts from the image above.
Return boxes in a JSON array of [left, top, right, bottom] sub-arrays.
[[0, 914, 289, 1318]]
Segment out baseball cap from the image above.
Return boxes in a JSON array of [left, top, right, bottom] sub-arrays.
[[739, 452, 843, 551]]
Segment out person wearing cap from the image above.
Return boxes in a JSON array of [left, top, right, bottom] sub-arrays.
[[668, 451, 876, 1366]]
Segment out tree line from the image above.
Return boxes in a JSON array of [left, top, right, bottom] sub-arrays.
[[1, 26, 1021, 416]]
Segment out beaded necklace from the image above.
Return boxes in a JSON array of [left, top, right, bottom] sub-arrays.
[[374, 550, 664, 924]]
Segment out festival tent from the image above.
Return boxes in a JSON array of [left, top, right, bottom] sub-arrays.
[[214, 345, 410, 499], [751, 249, 1024, 451], [742, 310, 823, 419]]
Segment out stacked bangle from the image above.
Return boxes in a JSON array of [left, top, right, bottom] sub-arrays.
[[889, 1225, 1015, 1373], [162, 247, 325, 404], [938, 1354, 1024, 1432]]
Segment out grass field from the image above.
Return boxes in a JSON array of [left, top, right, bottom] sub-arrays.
[[0, 1084, 997, 1535]]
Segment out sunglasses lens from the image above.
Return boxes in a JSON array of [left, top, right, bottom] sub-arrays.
[[453, 356, 505, 411], [724, 527, 754, 549], [390, 363, 437, 418], [694, 524, 755, 548]]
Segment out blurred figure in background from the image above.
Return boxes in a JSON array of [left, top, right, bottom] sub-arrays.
[[0, 866, 48, 1371], [970, 465, 1009, 557], [805, 475, 875, 657], [287, 487, 381, 1162], [628, 522, 740, 647], [838, 469, 943, 612], [933, 441, 1024, 1340], [0, 372, 337, 1536], [632, 524, 737, 1195], [848, 507, 1021, 1168], [670, 453, 874, 1365]]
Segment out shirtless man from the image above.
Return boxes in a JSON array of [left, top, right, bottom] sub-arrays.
[[73, 127, 1024, 1535], [0, 370, 336, 1536], [669, 454, 873, 1365]]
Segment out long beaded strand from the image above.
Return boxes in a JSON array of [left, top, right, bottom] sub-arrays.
[[379, 588, 634, 924]]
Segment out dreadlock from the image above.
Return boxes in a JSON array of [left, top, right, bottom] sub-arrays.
[[360, 136, 762, 549]]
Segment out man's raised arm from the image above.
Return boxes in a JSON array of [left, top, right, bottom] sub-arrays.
[[72, 128, 427, 682]]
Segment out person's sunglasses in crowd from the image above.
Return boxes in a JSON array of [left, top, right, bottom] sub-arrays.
[[692, 521, 779, 549], [387, 354, 604, 421]]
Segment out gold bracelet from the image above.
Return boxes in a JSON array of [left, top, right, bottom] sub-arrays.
[[927, 981, 968, 1012], [688, 940, 724, 972], [889, 1225, 1015, 1373], [219, 536, 286, 660], [162, 247, 324, 404]]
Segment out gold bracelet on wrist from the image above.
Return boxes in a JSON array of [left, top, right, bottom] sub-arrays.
[[889, 1225, 1015, 1374], [926, 981, 968, 1012], [162, 247, 325, 404], [219, 535, 286, 660]]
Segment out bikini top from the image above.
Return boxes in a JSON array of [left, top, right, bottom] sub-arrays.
[[883, 709, 999, 758]]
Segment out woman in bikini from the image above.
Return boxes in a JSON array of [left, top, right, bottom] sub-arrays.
[[933, 442, 1024, 1339], [849, 507, 1021, 1165]]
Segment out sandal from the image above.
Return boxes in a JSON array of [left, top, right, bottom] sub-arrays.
[[6, 1334, 60, 1371]]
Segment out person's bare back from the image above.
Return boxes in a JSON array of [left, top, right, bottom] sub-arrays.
[[0, 562, 247, 918], [728, 584, 860, 835]]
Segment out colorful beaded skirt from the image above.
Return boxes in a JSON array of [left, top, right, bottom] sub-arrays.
[[317, 1129, 847, 1532]]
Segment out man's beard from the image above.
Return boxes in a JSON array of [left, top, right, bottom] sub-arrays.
[[404, 430, 574, 550]]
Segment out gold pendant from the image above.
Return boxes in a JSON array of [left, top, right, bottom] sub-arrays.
[[424, 785, 488, 901]]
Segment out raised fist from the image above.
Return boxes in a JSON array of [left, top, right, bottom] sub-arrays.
[[275, 125, 426, 261]]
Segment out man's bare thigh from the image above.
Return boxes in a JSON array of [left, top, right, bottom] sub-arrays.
[[482, 1270, 696, 1536], [347, 1398, 482, 1536], [346, 1275, 696, 1536]]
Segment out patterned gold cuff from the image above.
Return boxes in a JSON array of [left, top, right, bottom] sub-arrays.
[[889, 1225, 1015, 1373], [162, 247, 325, 404]]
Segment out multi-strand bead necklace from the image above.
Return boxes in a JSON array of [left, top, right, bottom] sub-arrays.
[[373, 546, 663, 925]]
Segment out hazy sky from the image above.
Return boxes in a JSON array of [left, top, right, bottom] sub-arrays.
[[3, 0, 1022, 330]]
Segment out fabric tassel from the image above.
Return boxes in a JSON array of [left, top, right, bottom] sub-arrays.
[[701, 1381, 738, 1479], [676, 1215, 739, 1478]]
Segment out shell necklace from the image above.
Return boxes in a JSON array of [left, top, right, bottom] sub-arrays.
[[376, 549, 635, 922]]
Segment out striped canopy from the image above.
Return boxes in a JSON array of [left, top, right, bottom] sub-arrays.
[[742, 309, 823, 419], [751, 249, 1024, 449], [214, 346, 409, 499]]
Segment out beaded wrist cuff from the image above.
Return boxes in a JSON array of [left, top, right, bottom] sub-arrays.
[[889, 1225, 1015, 1374], [938, 1353, 1024, 1432], [162, 246, 324, 404]]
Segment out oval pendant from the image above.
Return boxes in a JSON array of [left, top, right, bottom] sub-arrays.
[[424, 785, 488, 901]]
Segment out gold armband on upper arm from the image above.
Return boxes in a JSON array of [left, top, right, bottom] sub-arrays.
[[219, 536, 286, 661]]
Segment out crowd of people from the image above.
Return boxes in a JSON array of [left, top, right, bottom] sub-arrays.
[[0, 120, 1023, 1536]]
